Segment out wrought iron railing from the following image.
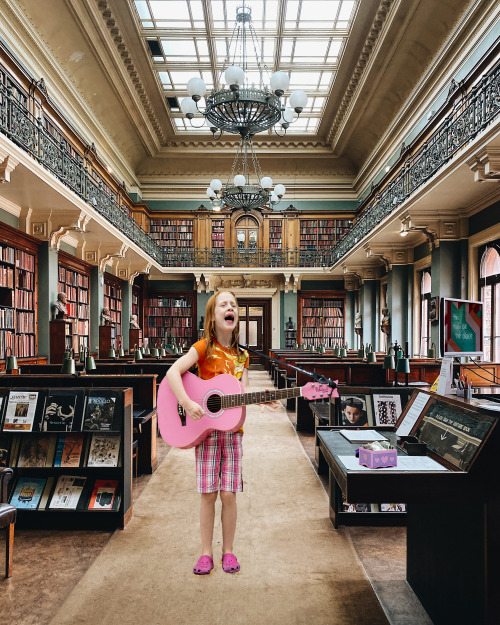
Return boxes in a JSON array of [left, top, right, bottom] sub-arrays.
[[1, 56, 499, 269], [333, 61, 500, 265]]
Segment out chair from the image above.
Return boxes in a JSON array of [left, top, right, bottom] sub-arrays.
[[0, 467, 16, 577]]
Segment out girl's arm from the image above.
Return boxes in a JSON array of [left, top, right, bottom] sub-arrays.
[[165, 347, 205, 420], [240, 368, 280, 411]]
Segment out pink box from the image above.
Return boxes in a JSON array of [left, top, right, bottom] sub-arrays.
[[359, 448, 397, 468]]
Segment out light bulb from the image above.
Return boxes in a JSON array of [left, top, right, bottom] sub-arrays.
[[206, 187, 216, 198], [274, 184, 286, 198], [234, 174, 246, 187], [260, 176, 273, 190], [225, 65, 245, 88], [281, 107, 294, 124], [210, 179, 223, 192], [270, 192, 279, 204], [289, 90, 308, 112], [187, 77, 206, 99], [180, 97, 198, 116], [270, 71, 289, 95]]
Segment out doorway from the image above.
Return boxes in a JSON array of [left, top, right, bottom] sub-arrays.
[[238, 298, 271, 367]]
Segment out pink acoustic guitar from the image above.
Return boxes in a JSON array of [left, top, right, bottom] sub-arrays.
[[157, 371, 338, 449]]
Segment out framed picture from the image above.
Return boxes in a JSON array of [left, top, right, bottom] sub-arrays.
[[429, 296, 439, 323], [371, 390, 409, 426], [339, 393, 373, 427]]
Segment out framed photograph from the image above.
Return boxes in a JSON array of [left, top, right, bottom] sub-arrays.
[[429, 296, 439, 323], [339, 393, 373, 427], [371, 390, 409, 425]]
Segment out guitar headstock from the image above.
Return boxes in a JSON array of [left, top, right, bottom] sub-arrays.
[[301, 381, 339, 400]]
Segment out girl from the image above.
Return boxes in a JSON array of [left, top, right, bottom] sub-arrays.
[[166, 290, 279, 575]]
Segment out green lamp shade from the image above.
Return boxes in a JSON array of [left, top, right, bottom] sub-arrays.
[[396, 357, 410, 373], [383, 355, 395, 369], [366, 352, 377, 363], [339, 348, 347, 357]]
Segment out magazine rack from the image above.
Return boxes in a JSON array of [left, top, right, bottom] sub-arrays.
[[0, 386, 133, 530], [317, 391, 500, 625]]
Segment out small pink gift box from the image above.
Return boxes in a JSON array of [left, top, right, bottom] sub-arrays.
[[359, 448, 397, 468]]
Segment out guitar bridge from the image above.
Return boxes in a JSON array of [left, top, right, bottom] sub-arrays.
[[177, 403, 187, 427]]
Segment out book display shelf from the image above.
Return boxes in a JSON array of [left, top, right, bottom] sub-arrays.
[[298, 291, 345, 348], [269, 219, 283, 251], [317, 391, 500, 625], [57, 251, 92, 353], [100, 273, 122, 355], [0, 386, 133, 529], [0, 223, 39, 360], [299, 219, 353, 250], [147, 290, 196, 349], [211, 218, 225, 248], [149, 218, 194, 249], [285, 329, 296, 348]]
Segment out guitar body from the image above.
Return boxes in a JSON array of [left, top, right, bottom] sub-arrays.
[[157, 371, 247, 449]]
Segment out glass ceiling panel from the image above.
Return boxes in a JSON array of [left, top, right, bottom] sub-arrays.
[[134, 0, 359, 134]]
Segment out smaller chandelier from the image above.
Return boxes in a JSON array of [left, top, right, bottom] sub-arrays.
[[206, 137, 285, 212], [180, 4, 308, 138]]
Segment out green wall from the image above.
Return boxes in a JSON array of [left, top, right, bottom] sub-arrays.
[[0, 209, 18, 229]]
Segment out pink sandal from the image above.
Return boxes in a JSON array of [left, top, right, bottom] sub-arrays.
[[222, 553, 240, 573], [193, 555, 214, 575]]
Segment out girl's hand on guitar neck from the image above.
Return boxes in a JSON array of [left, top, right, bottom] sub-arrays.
[[181, 398, 205, 421], [259, 388, 281, 413]]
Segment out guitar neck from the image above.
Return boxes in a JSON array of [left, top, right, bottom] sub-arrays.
[[222, 386, 302, 409]]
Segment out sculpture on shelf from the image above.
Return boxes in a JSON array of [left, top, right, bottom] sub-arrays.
[[54, 292, 68, 319], [286, 316, 295, 330], [130, 314, 140, 329], [101, 306, 114, 326], [381, 307, 391, 350], [199, 316, 204, 330]]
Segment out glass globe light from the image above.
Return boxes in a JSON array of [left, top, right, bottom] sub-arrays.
[[187, 77, 207, 99], [225, 65, 245, 89], [234, 174, 246, 187], [274, 184, 286, 198], [212, 200, 222, 211], [260, 176, 273, 190], [270, 71, 289, 96], [289, 90, 308, 113], [206, 187, 216, 198], [281, 107, 295, 124], [270, 192, 279, 204], [210, 179, 223, 192], [180, 97, 198, 117]]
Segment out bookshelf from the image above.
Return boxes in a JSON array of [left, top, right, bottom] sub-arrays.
[[149, 219, 194, 249], [1, 386, 133, 529], [285, 328, 297, 348], [103, 273, 122, 338], [269, 219, 283, 251], [0, 223, 39, 360], [49, 320, 76, 364], [300, 219, 353, 250], [147, 291, 196, 349], [298, 290, 346, 348], [211, 218, 225, 248], [58, 251, 91, 353]]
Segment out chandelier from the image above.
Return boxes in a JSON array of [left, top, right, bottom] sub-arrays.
[[206, 136, 286, 212], [180, 3, 308, 138]]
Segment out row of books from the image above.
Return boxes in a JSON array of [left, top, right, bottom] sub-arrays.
[[0, 389, 121, 434], [58, 267, 89, 289], [15, 311, 34, 333], [150, 219, 193, 227], [154, 240, 194, 248], [16, 270, 35, 291], [149, 298, 190, 308], [1, 431, 121, 469], [58, 284, 89, 303], [9, 475, 121, 511], [14, 334, 36, 358], [104, 285, 122, 298], [15, 290, 34, 310], [0, 245, 15, 264], [147, 328, 192, 339], [148, 317, 191, 328], [0, 265, 14, 288], [0, 307, 15, 328], [15, 251, 35, 272]]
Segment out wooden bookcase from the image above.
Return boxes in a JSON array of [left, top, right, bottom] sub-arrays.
[[269, 219, 283, 251], [58, 251, 91, 352], [299, 219, 353, 250], [49, 320, 76, 364], [129, 328, 143, 350], [103, 272, 122, 339], [298, 291, 345, 348], [147, 290, 196, 348], [285, 328, 297, 348], [0, 223, 39, 360], [211, 218, 225, 248], [1, 385, 133, 530], [149, 218, 194, 249]]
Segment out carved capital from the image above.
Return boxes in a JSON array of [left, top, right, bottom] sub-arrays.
[[49, 211, 91, 250], [97, 243, 129, 272], [0, 154, 20, 183], [467, 148, 500, 183]]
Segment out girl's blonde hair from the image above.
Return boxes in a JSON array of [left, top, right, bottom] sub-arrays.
[[203, 290, 242, 356]]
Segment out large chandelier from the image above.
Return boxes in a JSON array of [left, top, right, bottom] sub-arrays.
[[206, 136, 286, 212], [180, 3, 308, 138]]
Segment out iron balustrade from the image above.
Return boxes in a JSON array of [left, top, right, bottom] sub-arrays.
[[1, 58, 500, 269]]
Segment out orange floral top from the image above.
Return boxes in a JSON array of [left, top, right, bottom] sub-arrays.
[[193, 338, 249, 434]]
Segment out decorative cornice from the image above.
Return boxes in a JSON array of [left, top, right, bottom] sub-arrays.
[[162, 138, 330, 150], [95, 0, 166, 145], [327, 0, 394, 146]]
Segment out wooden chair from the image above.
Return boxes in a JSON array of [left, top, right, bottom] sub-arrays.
[[0, 467, 16, 577]]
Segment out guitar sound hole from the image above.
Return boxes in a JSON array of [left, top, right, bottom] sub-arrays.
[[206, 394, 222, 413]]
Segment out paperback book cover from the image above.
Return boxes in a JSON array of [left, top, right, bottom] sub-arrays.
[[41, 390, 86, 432], [53, 433, 85, 467], [38, 477, 55, 511], [9, 476, 47, 510], [48, 475, 87, 509], [83, 391, 120, 431], [88, 479, 119, 510], [86, 433, 121, 467], [0, 433, 11, 467], [2, 391, 41, 431], [17, 434, 56, 468]]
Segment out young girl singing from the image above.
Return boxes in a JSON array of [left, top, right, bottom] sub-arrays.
[[166, 290, 279, 575]]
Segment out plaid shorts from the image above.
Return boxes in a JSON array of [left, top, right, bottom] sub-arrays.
[[195, 431, 243, 493]]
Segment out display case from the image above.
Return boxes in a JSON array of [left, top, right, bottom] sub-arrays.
[[1, 385, 133, 530], [317, 390, 500, 625]]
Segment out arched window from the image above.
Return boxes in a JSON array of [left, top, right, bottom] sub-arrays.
[[420, 270, 431, 356], [235, 215, 259, 250], [480, 246, 500, 362]]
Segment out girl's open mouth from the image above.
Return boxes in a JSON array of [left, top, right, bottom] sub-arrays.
[[224, 313, 235, 324]]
